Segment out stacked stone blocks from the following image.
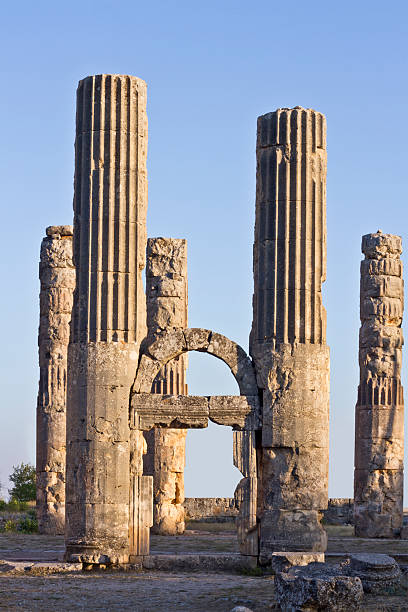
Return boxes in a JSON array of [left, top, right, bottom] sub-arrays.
[[250, 107, 330, 556], [65, 74, 149, 563], [354, 231, 404, 538], [37, 225, 75, 534], [144, 237, 188, 535]]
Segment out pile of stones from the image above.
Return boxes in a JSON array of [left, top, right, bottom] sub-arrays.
[[274, 553, 402, 610], [274, 562, 363, 611]]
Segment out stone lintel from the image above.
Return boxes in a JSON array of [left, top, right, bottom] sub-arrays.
[[131, 394, 261, 431]]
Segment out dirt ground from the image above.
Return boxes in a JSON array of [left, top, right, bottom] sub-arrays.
[[0, 524, 407, 611], [0, 571, 278, 611]]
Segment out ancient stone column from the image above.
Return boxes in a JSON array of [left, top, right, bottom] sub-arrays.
[[250, 107, 330, 558], [143, 238, 188, 535], [37, 225, 75, 534], [65, 74, 148, 564], [354, 231, 404, 538]]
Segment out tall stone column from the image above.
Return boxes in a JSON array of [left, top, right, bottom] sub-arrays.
[[250, 107, 330, 559], [354, 231, 404, 538], [143, 238, 188, 535], [37, 225, 75, 534], [65, 74, 148, 564]]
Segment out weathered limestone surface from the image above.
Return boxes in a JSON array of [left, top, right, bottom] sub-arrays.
[[37, 225, 74, 534], [144, 238, 188, 535], [324, 499, 353, 526], [270, 552, 325, 574], [183, 497, 239, 521], [347, 553, 401, 594], [250, 108, 330, 557], [233, 430, 259, 556], [132, 393, 260, 430], [65, 74, 149, 564], [275, 563, 363, 611], [354, 232, 404, 538]]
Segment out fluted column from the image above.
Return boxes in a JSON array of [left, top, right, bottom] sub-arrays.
[[65, 74, 148, 564], [250, 107, 330, 559], [143, 238, 188, 535], [37, 225, 74, 534], [354, 232, 404, 538]]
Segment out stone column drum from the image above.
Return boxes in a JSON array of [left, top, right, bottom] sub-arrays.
[[65, 74, 148, 563], [354, 231, 404, 538], [250, 107, 330, 558], [143, 238, 188, 535], [37, 225, 75, 534]]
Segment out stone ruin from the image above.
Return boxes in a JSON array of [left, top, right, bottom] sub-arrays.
[[250, 107, 329, 557], [35, 74, 405, 567], [37, 225, 75, 534], [144, 237, 188, 535], [354, 231, 404, 538]]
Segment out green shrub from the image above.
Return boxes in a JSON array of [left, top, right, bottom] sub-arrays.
[[9, 463, 36, 502], [4, 519, 17, 531], [0, 500, 7, 511], [17, 516, 38, 533]]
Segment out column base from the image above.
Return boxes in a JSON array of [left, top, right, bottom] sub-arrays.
[[259, 510, 327, 564], [64, 544, 130, 565]]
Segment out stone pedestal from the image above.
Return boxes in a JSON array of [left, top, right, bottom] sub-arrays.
[[144, 238, 188, 535], [354, 232, 404, 538], [37, 225, 74, 534], [347, 553, 401, 593], [250, 107, 330, 557], [65, 74, 148, 563]]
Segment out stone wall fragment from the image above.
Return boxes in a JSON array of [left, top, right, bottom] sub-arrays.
[[183, 497, 239, 521]]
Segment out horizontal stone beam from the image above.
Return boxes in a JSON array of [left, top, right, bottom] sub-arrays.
[[131, 394, 261, 431], [132, 395, 209, 430], [209, 395, 261, 429]]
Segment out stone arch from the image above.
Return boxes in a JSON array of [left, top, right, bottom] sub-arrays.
[[130, 328, 260, 558], [133, 328, 258, 396]]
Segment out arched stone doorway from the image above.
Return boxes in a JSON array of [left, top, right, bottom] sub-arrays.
[[129, 328, 261, 560]]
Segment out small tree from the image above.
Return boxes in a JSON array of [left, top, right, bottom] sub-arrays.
[[8, 463, 36, 502]]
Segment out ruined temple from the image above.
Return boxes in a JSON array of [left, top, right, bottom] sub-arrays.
[[35, 74, 406, 567]]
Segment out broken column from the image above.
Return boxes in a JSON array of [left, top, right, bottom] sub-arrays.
[[144, 238, 188, 535], [354, 231, 404, 538], [37, 225, 75, 534], [250, 107, 330, 557], [65, 74, 148, 563]]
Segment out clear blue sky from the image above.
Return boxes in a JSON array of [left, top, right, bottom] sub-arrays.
[[0, 0, 407, 501]]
